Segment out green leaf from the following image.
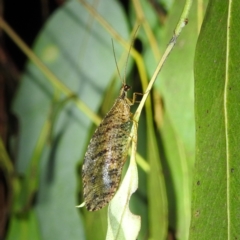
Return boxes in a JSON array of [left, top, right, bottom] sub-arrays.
[[106, 133, 141, 240], [160, 113, 191, 240], [156, 0, 197, 168], [6, 211, 40, 240], [147, 115, 168, 240], [143, 0, 205, 238], [190, 0, 240, 238]]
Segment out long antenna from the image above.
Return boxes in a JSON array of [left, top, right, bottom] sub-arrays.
[[112, 26, 140, 85], [124, 25, 140, 84], [111, 39, 123, 84]]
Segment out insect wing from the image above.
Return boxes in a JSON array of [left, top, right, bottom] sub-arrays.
[[82, 97, 132, 211]]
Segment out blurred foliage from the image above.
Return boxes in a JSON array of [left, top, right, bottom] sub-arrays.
[[2, 0, 239, 240]]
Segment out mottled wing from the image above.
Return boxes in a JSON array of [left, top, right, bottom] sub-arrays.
[[82, 98, 132, 211]]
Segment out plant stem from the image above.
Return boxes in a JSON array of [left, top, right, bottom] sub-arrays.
[[134, 0, 193, 122]]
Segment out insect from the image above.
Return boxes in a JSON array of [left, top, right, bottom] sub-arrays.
[[82, 37, 138, 211], [82, 83, 134, 211]]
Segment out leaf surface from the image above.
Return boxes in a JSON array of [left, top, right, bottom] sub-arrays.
[[6, 211, 40, 240], [190, 0, 240, 238]]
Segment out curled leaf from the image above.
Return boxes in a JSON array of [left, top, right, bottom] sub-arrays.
[[106, 126, 141, 240]]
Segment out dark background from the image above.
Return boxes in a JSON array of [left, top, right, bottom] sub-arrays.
[[2, 0, 132, 69]]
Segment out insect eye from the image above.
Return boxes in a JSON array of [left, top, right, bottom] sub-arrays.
[[124, 84, 131, 91]]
